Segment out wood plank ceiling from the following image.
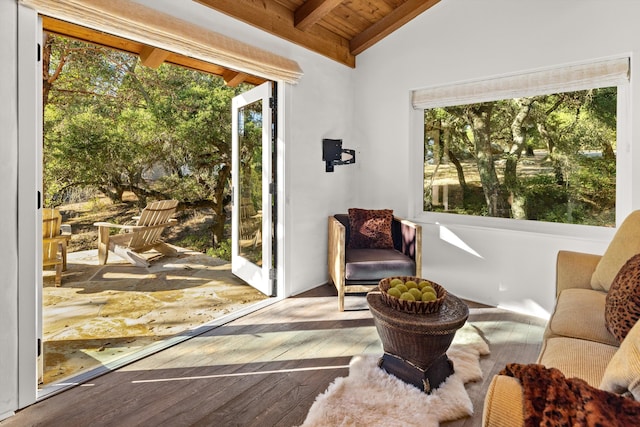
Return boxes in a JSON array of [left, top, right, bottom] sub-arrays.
[[195, 0, 441, 68]]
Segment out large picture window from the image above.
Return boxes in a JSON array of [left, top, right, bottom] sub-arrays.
[[412, 58, 629, 228]]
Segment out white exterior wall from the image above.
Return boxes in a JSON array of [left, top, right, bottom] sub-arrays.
[[353, 0, 640, 316]]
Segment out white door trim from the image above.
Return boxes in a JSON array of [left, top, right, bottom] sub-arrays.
[[17, 4, 42, 408]]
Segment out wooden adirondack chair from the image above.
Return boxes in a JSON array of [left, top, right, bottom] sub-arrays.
[[94, 199, 179, 268], [239, 197, 262, 249], [43, 208, 71, 286]]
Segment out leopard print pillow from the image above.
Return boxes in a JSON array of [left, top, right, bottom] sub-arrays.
[[347, 208, 394, 249], [605, 253, 640, 343]]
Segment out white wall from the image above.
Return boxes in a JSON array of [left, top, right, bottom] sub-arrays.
[[0, 0, 19, 418], [283, 59, 357, 292], [353, 0, 640, 316]]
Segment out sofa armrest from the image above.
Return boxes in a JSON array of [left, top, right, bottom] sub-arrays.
[[482, 375, 525, 427], [556, 250, 602, 297]]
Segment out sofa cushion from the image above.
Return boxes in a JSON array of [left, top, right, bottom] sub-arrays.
[[347, 208, 394, 249], [344, 248, 415, 281], [591, 210, 640, 291], [545, 288, 619, 347], [605, 253, 640, 343], [601, 320, 640, 400], [537, 336, 618, 388]]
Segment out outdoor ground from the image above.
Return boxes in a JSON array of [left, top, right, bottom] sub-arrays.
[[41, 195, 267, 387]]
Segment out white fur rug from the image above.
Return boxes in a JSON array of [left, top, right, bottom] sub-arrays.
[[299, 324, 490, 427]]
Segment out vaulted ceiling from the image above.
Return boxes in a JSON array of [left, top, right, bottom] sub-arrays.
[[195, 0, 441, 67]]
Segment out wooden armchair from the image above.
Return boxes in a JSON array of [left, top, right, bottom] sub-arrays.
[[42, 208, 71, 286], [94, 199, 179, 268], [328, 212, 422, 311]]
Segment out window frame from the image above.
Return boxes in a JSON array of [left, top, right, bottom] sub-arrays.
[[409, 57, 631, 239]]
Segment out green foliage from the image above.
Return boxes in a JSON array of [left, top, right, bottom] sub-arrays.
[[520, 175, 571, 223], [154, 174, 211, 202], [509, 155, 615, 225], [206, 239, 232, 261], [42, 34, 259, 244], [174, 234, 211, 254], [424, 86, 618, 226], [87, 195, 109, 213], [572, 156, 616, 215]]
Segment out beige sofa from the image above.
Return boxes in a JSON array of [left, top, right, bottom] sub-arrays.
[[482, 211, 640, 426]]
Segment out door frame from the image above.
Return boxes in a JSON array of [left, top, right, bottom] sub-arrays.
[[17, 4, 42, 408], [15, 10, 288, 407], [231, 81, 275, 296]]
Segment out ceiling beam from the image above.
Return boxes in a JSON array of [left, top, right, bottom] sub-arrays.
[[43, 16, 141, 54], [194, 0, 355, 67], [42, 17, 267, 86], [139, 45, 171, 68], [350, 0, 440, 56], [222, 70, 248, 87], [294, 0, 343, 31]]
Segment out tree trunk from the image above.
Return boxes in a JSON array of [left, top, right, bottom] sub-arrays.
[[98, 185, 124, 203], [42, 34, 52, 108], [506, 98, 533, 219], [466, 105, 508, 217], [211, 163, 231, 246], [447, 149, 466, 190], [602, 141, 615, 160], [537, 122, 565, 185]]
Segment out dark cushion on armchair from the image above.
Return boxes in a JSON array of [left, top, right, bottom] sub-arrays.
[[345, 248, 416, 281]]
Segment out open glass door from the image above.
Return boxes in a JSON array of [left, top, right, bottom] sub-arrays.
[[231, 82, 274, 296]]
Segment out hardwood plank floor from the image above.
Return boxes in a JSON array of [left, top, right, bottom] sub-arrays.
[[1, 285, 547, 427]]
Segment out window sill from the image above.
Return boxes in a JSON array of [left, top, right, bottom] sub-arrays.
[[412, 211, 616, 241]]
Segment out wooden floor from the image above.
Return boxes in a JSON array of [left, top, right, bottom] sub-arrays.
[[1, 285, 547, 427]]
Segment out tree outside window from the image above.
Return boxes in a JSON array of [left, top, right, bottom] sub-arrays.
[[423, 87, 616, 227]]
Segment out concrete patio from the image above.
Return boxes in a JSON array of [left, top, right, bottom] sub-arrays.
[[42, 246, 269, 386]]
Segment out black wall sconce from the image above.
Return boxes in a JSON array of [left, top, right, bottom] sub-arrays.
[[322, 138, 355, 172]]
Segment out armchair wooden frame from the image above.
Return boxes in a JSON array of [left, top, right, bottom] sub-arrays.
[[328, 214, 422, 311]]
